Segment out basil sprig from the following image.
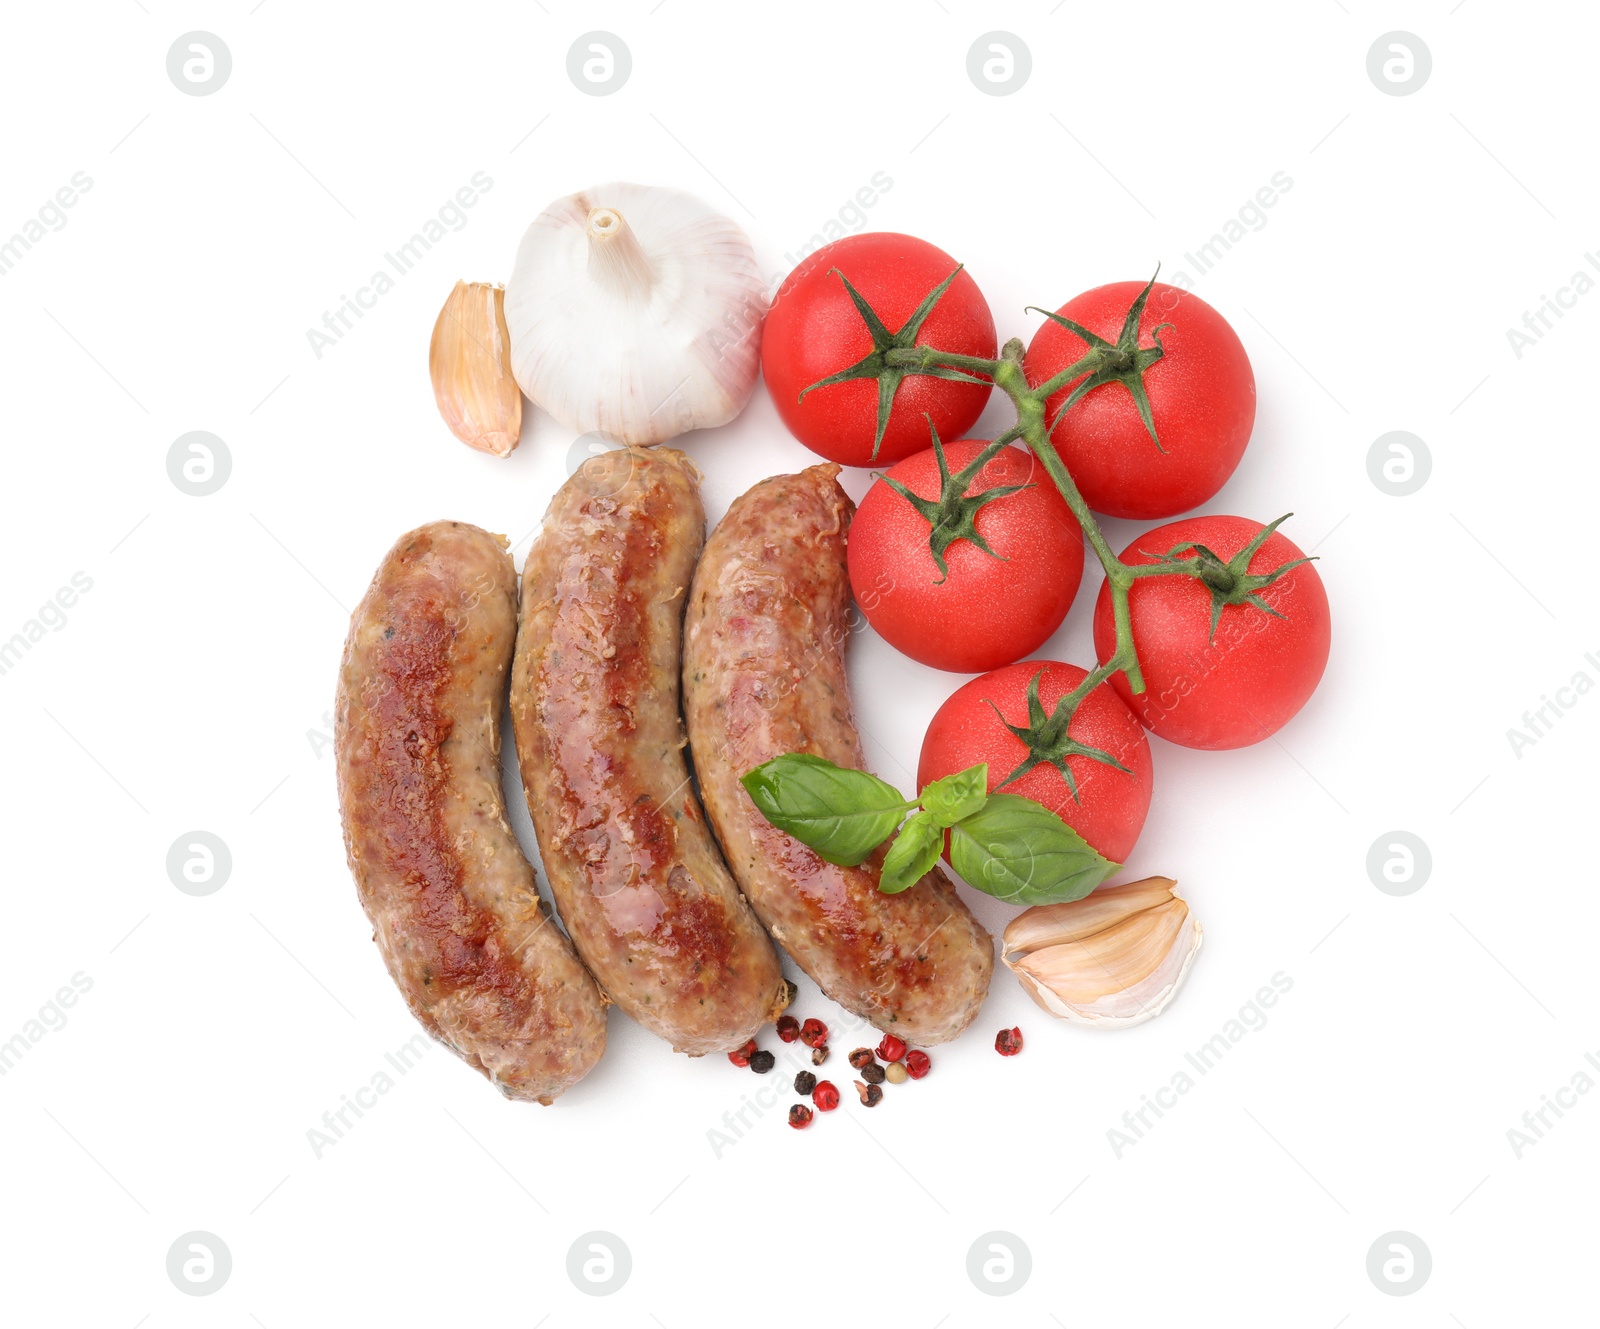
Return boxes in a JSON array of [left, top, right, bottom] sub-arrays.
[[739, 755, 1120, 903]]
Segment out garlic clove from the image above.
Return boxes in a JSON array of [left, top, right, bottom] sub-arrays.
[[1002, 876, 1180, 952], [430, 280, 522, 457], [1002, 877, 1202, 1028], [503, 182, 767, 446]]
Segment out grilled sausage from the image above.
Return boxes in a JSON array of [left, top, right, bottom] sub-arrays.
[[336, 522, 606, 1104], [510, 447, 789, 1054], [683, 465, 994, 1045]]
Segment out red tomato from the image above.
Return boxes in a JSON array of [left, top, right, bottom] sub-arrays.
[[1092, 515, 1330, 749], [918, 660, 1152, 865], [848, 438, 1084, 673], [762, 233, 996, 467], [1023, 281, 1255, 519]]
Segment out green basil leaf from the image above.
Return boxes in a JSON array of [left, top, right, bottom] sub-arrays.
[[740, 753, 911, 866], [878, 811, 944, 895], [947, 793, 1120, 906], [919, 762, 989, 827]]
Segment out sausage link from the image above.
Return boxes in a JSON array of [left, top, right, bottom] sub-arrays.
[[336, 522, 606, 1104], [683, 465, 994, 1045], [510, 447, 789, 1054]]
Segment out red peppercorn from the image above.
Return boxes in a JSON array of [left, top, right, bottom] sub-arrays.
[[876, 1033, 907, 1063], [996, 1026, 1024, 1056], [776, 1014, 800, 1043], [848, 1047, 876, 1071], [800, 1018, 829, 1048], [813, 1080, 841, 1111], [727, 1038, 757, 1068], [905, 1049, 931, 1079], [788, 1104, 813, 1130], [811, 1044, 830, 1066], [854, 1080, 883, 1107]]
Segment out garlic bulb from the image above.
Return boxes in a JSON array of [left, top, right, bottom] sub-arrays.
[[1001, 877, 1202, 1028], [504, 182, 767, 446], [429, 281, 522, 456]]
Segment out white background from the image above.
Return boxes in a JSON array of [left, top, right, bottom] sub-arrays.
[[1, 2, 1593, 1323]]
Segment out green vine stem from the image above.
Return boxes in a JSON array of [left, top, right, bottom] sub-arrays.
[[807, 267, 1310, 787]]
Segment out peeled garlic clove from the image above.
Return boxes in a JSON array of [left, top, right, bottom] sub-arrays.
[[430, 280, 522, 457], [503, 182, 767, 446], [1002, 877, 1201, 1028]]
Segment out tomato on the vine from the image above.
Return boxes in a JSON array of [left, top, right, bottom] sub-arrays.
[[918, 660, 1152, 865], [761, 233, 996, 467], [848, 436, 1083, 673], [1092, 514, 1330, 750], [1023, 280, 1255, 520]]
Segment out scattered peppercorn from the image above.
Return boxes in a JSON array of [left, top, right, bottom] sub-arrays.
[[728, 1038, 757, 1068], [876, 1033, 907, 1063], [861, 1062, 886, 1085], [800, 1017, 829, 1048], [776, 1014, 800, 1043], [749, 1049, 776, 1073], [794, 1070, 817, 1095], [813, 1080, 841, 1111], [905, 1049, 931, 1079], [996, 1027, 1024, 1056], [885, 1060, 909, 1084], [811, 1044, 830, 1066], [854, 1080, 883, 1107], [778, 978, 799, 1008], [848, 1047, 876, 1070], [788, 1104, 813, 1129]]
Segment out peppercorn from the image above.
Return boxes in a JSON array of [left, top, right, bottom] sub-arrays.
[[860, 1062, 886, 1086], [813, 1080, 841, 1111], [794, 1070, 817, 1095], [854, 1079, 883, 1107], [799, 1017, 828, 1048], [776, 1014, 800, 1043], [876, 1033, 907, 1063], [727, 1038, 757, 1068], [885, 1060, 909, 1084], [811, 1044, 830, 1066], [996, 1026, 1024, 1056], [749, 1049, 776, 1073], [788, 1104, 813, 1130], [905, 1049, 931, 1079], [848, 1047, 876, 1071]]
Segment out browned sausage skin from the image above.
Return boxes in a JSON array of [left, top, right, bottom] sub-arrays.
[[336, 521, 607, 1104], [683, 465, 994, 1046], [511, 447, 789, 1055]]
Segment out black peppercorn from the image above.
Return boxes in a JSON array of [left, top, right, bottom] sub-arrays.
[[749, 1049, 776, 1074], [794, 1070, 817, 1095]]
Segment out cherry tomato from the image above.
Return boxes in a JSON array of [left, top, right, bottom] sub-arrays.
[[1092, 515, 1330, 749], [918, 660, 1152, 865], [1023, 281, 1255, 519], [762, 233, 996, 467], [848, 438, 1083, 673]]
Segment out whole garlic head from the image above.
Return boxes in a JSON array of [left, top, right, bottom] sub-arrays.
[[504, 182, 767, 446], [1002, 877, 1202, 1028]]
